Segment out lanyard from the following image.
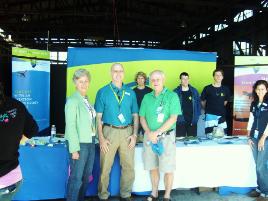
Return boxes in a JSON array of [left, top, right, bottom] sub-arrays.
[[83, 97, 96, 133], [109, 84, 125, 105]]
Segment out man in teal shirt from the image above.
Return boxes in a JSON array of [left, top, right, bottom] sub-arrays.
[[95, 63, 139, 201], [139, 70, 181, 201]]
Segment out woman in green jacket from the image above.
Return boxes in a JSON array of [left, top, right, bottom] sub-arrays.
[[65, 69, 96, 201]]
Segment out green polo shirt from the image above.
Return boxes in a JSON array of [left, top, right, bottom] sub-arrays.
[[139, 87, 181, 131]]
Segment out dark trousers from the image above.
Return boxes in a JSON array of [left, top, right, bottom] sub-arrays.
[[66, 140, 95, 201], [176, 123, 197, 137]]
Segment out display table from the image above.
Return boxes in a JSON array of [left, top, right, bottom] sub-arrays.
[[133, 140, 257, 192], [13, 139, 257, 200]]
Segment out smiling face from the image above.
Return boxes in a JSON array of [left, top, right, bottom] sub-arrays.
[[150, 71, 165, 93], [255, 84, 268, 100], [111, 63, 124, 84], [137, 75, 146, 87], [75, 75, 89, 96], [213, 71, 223, 84]]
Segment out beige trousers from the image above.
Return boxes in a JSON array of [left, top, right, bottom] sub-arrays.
[[98, 126, 135, 199]]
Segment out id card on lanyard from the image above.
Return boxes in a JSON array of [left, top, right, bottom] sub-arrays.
[[110, 84, 126, 124], [156, 91, 166, 123]]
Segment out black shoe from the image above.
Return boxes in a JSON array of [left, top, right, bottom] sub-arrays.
[[248, 190, 261, 197], [120, 196, 134, 201], [162, 198, 171, 201]]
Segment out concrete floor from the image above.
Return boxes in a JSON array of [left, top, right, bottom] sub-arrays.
[[48, 189, 256, 201]]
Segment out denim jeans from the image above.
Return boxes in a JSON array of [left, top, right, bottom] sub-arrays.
[[252, 138, 268, 196], [0, 180, 22, 201], [66, 139, 95, 201]]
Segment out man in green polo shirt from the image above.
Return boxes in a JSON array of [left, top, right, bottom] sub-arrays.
[[139, 70, 181, 201]]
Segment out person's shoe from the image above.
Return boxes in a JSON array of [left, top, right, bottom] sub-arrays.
[[120, 196, 134, 201], [248, 190, 261, 197], [144, 195, 158, 201], [162, 198, 171, 201]]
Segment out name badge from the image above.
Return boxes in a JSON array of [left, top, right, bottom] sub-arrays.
[[156, 106, 163, 114], [118, 113, 126, 124], [254, 130, 259, 139], [157, 113, 164, 123]]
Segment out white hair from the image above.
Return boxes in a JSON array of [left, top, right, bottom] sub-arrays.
[[110, 63, 124, 72], [149, 70, 165, 80]]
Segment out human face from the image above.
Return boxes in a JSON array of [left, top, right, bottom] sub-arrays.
[[213, 71, 223, 84], [255, 84, 268, 100], [137, 75, 146, 87], [75, 75, 89, 96], [150, 72, 164, 92], [111, 64, 124, 83], [180, 75, 189, 87]]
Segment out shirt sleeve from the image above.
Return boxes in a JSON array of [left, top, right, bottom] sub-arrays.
[[94, 89, 104, 114], [65, 98, 80, 153], [170, 93, 182, 115], [247, 112, 254, 131], [247, 103, 254, 131], [200, 86, 207, 101], [131, 91, 139, 114], [23, 104, 39, 138]]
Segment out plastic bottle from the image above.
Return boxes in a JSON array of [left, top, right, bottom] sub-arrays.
[[50, 125, 56, 142]]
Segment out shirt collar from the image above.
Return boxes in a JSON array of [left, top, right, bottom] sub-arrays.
[[110, 82, 126, 91], [151, 87, 167, 97]]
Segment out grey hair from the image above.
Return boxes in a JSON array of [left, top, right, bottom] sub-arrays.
[[149, 70, 165, 80], [72, 69, 91, 83]]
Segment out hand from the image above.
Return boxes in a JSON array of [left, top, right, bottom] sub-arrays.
[[258, 135, 267, 151], [127, 135, 137, 149], [99, 137, 111, 154], [148, 131, 158, 144], [248, 138, 254, 149], [72, 151, 79, 160]]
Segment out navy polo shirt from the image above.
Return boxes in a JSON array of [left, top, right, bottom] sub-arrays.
[[95, 83, 139, 126], [250, 100, 268, 140]]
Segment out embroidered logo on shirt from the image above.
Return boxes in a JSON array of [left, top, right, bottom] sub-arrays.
[[0, 108, 17, 123]]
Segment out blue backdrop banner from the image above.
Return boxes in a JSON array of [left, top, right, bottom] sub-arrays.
[[12, 47, 50, 135]]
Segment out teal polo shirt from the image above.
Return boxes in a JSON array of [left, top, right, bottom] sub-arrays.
[[95, 82, 138, 126], [139, 88, 181, 131]]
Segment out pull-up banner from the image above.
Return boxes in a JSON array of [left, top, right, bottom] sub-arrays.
[[12, 47, 50, 135], [233, 56, 268, 135]]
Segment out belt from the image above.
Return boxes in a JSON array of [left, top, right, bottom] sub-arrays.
[[165, 129, 175, 135], [103, 123, 132, 129], [0, 183, 17, 195]]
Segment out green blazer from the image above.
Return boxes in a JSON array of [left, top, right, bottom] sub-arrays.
[[65, 91, 96, 153]]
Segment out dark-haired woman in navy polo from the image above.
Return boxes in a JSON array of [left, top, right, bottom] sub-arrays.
[[247, 80, 268, 201]]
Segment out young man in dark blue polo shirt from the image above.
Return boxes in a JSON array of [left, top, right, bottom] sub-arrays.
[[95, 63, 139, 201], [174, 72, 201, 137], [201, 69, 231, 135]]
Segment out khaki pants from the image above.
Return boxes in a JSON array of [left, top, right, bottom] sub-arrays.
[[98, 126, 135, 199]]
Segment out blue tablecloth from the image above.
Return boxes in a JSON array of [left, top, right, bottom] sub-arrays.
[[13, 140, 255, 200], [13, 144, 122, 200]]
